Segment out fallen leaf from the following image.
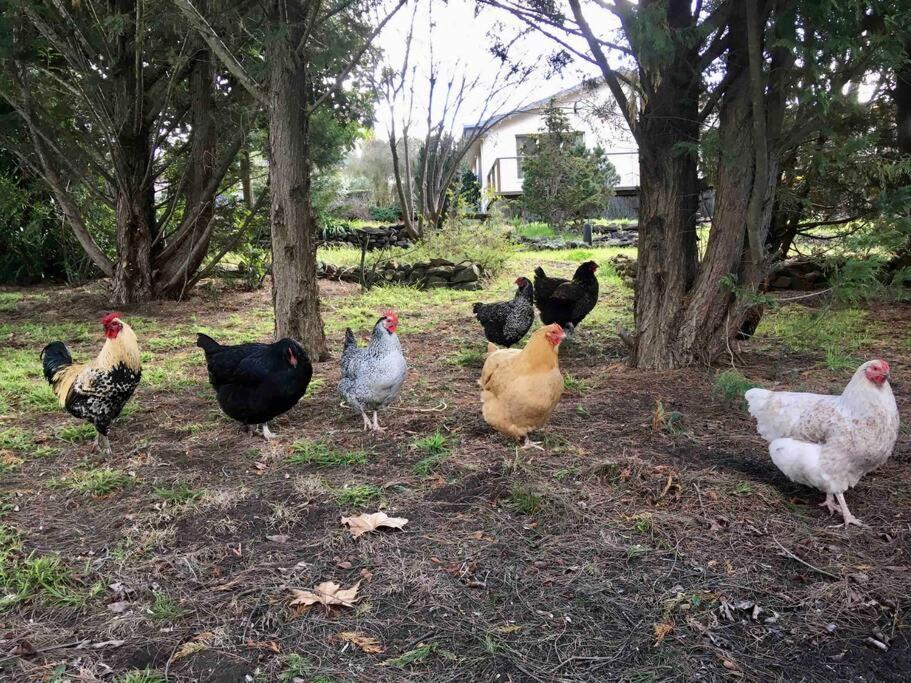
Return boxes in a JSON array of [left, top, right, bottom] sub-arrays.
[[494, 624, 522, 634], [336, 560, 353, 569], [172, 641, 208, 661], [92, 639, 126, 649], [341, 512, 408, 539], [653, 622, 674, 645], [289, 580, 361, 608], [9, 640, 36, 657], [246, 640, 282, 653], [266, 534, 290, 544], [338, 631, 384, 653], [360, 568, 374, 582], [107, 600, 131, 613]]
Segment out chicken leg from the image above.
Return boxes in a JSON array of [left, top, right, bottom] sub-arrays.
[[92, 433, 111, 456], [835, 492, 866, 528], [372, 411, 386, 432], [361, 412, 372, 431], [818, 493, 839, 516], [521, 436, 544, 451], [261, 423, 276, 440]]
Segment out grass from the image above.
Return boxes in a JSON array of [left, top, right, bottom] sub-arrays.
[[757, 306, 874, 369], [712, 370, 758, 405], [280, 654, 313, 682], [412, 431, 450, 475], [288, 441, 368, 467], [57, 423, 97, 443], [383, 643, 439, 668], [0, 526, 85, 612], [154, 482, 205, 505], [447, 348, 486, 368], [0, 427, 34, 452], [120, 670, 166, 683], [513, 221, 556, 239], [0, 347, 60, 414], [507, 485, 544, 516], [563, 374, 589, 392], [148, 590, 187, 621], [53, 468, 133, 497], [0, 291, 22, 312], [335, 483, 383, 508]]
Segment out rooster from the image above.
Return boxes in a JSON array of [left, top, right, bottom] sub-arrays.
[[196, 334, 312, 439], [41, 313, 141, 455], [339, 310, 407, 431], [533, 261, 599, 338], [472, 277, 535, 348], [745, 360, 899, 527], [479, 323, 566, 450]]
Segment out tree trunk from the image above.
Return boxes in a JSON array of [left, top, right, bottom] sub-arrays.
[[111, 141, 156, 304], [268, 19, 328, 360], [630, 12, 701, 369], [156, 42, 218, 298]]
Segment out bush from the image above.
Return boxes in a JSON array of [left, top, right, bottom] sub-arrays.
[[369, 206, 401, 222], [410, 220, 514, 276]]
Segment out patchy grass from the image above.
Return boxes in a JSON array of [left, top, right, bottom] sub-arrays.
[[513, 221, 556, 239], [0, 527, 86, 612], [335, 483, 382, 508], [757, 306, 874, 369], [0, 427, 34, 452], [147, 591, 187, 621], [507, 485, 544, 516], [563, 374, 590, 393], [56, 423, 97, 443], [119, 670, 166, 683], [288, 441, 368, 467], [0, 291, 22, 313], [52, 468, 133, 497], [712, 370, 758, 405], [447, 348, 485, 368], [153, 482, 205, 505], [412, 430, 450, 475]]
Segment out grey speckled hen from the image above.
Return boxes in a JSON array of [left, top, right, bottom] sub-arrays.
[[339, 310, 407, 431]]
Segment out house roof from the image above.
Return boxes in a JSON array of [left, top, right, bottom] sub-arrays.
[[463, 79, 604, 136]]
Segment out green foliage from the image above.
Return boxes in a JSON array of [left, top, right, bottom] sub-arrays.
[[513, 221, 556, 239], [369, 206, 401, 222], [383, 643, 439, 668], [119, 670, 166, 683], [280, 654, 313, 682], [411, 220, 514, 276], [288, 441, 368, 467], [154, 483, 205, 505], [412, 431, 450, 475], [758, 306, 873, 369], [56, 423, 97, 443], [335, 483, 382, 508], [0, 526, 85, 612], [520, 102, 618, 230], [712, 371, 758, 405], [507, 485, 543, 516], [147, 591, 187, 621], [52, 468, 133, 497]]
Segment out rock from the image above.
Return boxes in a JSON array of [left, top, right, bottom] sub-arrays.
[[428, 257, 455, 267], [451, 281, 483, 291], [426, 265, 458, 278], [451, 264, 480, 283], [771, 276, 792, 289], [425, 275, 449, 287]]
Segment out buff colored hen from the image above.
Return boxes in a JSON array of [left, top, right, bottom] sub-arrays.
[[479, 323, 566, 449]]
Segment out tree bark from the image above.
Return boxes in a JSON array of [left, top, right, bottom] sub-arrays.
[[268, 11, 328, 360], [630, 0, 701, 369]]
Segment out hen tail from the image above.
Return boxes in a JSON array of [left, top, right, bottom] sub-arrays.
[[196, 332, 220, 354], [472, 302, 484, 317], [744, 387, 787, 441], [769, 437, 822, 489], [343, 328, 357, 353], [41, 341, 78, 406]]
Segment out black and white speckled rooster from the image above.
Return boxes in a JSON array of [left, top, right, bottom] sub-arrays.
[[41, 313, 141, 455], [339, 310, 407, 431], [472, 276, 535, 348]]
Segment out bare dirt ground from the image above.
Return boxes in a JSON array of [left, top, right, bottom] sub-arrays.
[[1, 278, 910, 682]]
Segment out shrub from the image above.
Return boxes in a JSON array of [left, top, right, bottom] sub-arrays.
[[411, 220, 514, 276], [369, 206, 401, 222]]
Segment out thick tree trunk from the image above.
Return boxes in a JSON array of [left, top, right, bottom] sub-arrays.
[[156, 44, 218, 298], [111, 138, 157, 304], [268, 25, 328, 360], [630, 15, 701, 369]]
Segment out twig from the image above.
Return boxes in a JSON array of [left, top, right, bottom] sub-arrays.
[[0, 639, 88, 665], [772, 537, 839, 580], [390, 402, 447, 413]]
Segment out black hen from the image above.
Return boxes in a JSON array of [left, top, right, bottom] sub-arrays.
[[196, 334, 312, 439], [533, 261, 599, 337], [472, 277, 535, 347]]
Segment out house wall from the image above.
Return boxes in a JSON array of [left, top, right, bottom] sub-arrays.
[[473, 84, 640, 210]]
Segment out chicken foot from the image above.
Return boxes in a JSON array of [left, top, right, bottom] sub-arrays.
[[818, 493, 840, 516], [91, 433, 111, 456], [521, 436, 544, 451], [372, 411, 386, 432], [834, 492, 867, 528]]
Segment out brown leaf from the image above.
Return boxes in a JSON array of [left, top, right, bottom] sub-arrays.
[[173, 641, 208, 661], [653, 622, 674, 645], [246, 640, 282, 653], [338, 631, 384, 654], [9, 640, 36, 657], [341, 512, 408, 539], [266, 534, 290, 544], [106, 600, 131, 613], [289, 580, 361, 608], [336, 560, 353, 569], [494, 624, 522, 634]]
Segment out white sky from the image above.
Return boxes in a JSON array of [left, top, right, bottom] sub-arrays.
[[369, 0, 621, 137]]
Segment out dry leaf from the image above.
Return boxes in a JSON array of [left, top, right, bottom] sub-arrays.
[[653, 622, 674, 645], [341, 512, 408, 539], [246, 640, 282, 653], [266, 534, 290, 544], [172, 641, 208, 661], [107, 600, 131, 613], [338, 631, 384, 654], [494, 624, 522, 634], [289, 580, 361, 608]]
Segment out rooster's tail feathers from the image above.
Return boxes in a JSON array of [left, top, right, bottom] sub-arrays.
[[533, 266, 546, 280], [195, 333, 220, 353], [41, 341, 72, 384], [472, 302, 483, 317], [344, 328, 356, 349]]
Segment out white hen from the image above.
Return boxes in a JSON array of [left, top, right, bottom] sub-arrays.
[[745, 360, 899, 527]]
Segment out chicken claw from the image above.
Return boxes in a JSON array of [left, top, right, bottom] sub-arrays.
[[92, 433, 112, 456], [361, 412, 372, 431], [818, 493, 839, 516], [834, 492, 868, 529], [521, 436, 544, 451], [371, 411, 386, 432], [261, 424, 276, 440]]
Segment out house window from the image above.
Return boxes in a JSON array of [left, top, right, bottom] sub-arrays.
[[515, 135, 538, 179]]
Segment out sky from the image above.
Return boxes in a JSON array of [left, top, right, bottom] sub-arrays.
[[369, 0, 622, 137]]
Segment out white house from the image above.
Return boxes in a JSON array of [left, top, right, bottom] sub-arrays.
[[463, 80, 639, 213]]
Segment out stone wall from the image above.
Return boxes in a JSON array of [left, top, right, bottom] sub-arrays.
[[319, 224, 414, 250], [516, 231, 637, 250], [317, 258, 483, 291]]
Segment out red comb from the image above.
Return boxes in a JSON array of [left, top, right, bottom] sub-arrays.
[[100, 312, 122, 326], [383, 309, 398, 323]]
